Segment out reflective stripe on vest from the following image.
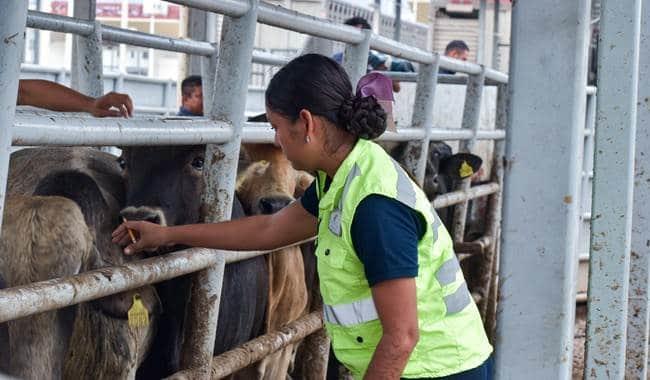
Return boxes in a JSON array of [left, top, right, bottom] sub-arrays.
[[444, 282, 472, 314], [435, 257, 461, 286], [324, 297, 379, 326], [390, 159, 417, 208], [329, 160, 417, 236]]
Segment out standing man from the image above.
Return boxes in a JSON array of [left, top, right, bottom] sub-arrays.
[[440, 40, 470, 74], [177, 75, 203, 116]]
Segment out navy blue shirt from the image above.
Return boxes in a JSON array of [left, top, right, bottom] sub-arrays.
[[177, 107, 201, 117], [300, 179, 425, 286]]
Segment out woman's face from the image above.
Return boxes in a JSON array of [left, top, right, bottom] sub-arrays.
[[266, 108, 312, 171]]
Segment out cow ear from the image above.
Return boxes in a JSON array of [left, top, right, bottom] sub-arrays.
[[294, 171, 314, 199], [440, 153, 482, 181]]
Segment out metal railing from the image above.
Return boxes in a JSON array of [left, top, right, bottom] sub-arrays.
[[0, 1, 509, 378]]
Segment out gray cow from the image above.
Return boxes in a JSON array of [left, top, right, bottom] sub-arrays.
[[0, 147, 159, 380]]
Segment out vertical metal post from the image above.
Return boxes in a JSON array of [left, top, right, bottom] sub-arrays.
[[585, 0, 642, 377], [452, 67, 485, 242], [71, 0, 103, 97], [0, 2, 28, 231], [625, 2, 650, 377], [201, 13, 220, 117], [201, 44, 219, 117], [478, 0, 486, 64], [164, 80, 174, 112], [187, 8, 208, 76], [342, 30, 371, 88], [482, 83, 508, 341], [181, 0, 259, 377], [495, 1, 591, 378], [491, 0, 500, 69], [394, 0, 402, 41], [402, 55, 440, 185]]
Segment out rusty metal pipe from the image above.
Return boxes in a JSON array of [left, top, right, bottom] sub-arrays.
[[169, 312, 324, 379], [0, 237, 315, 324], [432, 182, 499, 209]]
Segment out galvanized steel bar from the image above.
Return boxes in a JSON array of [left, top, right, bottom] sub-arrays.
[[342, 30, 372, 88], [71, 2, 103, 97], [585, 0, 642, 377], [625, 2, 650, 376], [453, 67, 486, 242], [405, 56, 440, 184], [369, 34, 435, 65], [0, 237, 314, 324], [182, 0, 260, 374], [495, 1, 591, 378], [207, 312, 323, 379], [166, 0, 250, 18], [201, 43, 219, 116], [11, 113, 506, 146], [413, 59, 440, 184], [432, 182, 499, 209], [382, 71, 503, 86], [481, 83, 507, 338], [24, 7, 507, 80], [243, 124, 505, 143], [27, 10, 289, 68], [26, 9, 94, 36], [0, 248, 218, 323], [0, 2, 28, 231], [27, 10, 215, 56], [257, 2, 364, 45], [12, 113, 233, 146]]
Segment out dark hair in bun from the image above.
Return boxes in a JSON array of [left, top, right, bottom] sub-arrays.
[[338, 94, 387, 139], [266, 53, 387, 140]]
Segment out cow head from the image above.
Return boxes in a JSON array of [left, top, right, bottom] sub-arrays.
[[390, 141, 482, 200], [237, 144, 313, 215], [118, 146, 206, 229]]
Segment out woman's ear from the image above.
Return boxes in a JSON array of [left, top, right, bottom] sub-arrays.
[[298, 109, 315, 140]]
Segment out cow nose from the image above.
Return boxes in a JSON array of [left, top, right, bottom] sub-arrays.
[[258, 196, 292, 215], [120, 206, 167, 226]]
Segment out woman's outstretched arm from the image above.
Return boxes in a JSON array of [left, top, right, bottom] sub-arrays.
[[112, 200, 317, 255]]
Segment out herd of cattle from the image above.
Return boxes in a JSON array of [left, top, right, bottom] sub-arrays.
[[0, 120, 482, 379]]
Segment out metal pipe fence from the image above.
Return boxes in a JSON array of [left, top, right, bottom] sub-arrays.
[[0, 0, 573, 378]]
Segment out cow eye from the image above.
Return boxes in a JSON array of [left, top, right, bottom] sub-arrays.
[[191, 157, 204, 170], [117, 157, 126, 170]]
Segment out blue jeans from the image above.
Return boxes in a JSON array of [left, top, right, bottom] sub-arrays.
[[401, 356, 494, 380]]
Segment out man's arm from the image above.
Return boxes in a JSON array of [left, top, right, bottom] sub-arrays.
[[17, 79, 133, 117], [364, 278, 419, 380]]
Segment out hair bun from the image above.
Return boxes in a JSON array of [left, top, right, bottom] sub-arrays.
[[338, 95, 387, 140]]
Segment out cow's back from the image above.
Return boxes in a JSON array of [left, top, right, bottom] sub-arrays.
[[8, 147, 124, 210]]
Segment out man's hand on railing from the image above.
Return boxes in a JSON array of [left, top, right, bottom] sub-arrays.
[[90, 91, 134, 118], [17, 79, 133, 118]]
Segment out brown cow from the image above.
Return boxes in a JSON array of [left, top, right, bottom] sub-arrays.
[[236, 143, 325, 379], [0, 148, 159, 379]]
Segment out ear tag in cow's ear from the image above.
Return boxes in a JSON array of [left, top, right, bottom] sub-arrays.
[[459, 161, 474, 179], [128, 294, 149, 328]]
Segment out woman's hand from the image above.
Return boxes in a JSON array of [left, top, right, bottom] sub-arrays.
[[112, 220, 168, 255]]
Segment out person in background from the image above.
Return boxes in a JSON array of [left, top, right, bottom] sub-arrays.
[[332, 16, 374, 67], [17, 79, 133, 117], [178, 75, 203, 116], [440, 40, 470, 75]]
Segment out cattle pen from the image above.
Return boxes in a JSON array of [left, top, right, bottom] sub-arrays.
[[0, 0, 648, 379]]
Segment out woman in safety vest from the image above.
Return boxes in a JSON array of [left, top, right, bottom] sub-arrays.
[[113, 53, 493, 380]]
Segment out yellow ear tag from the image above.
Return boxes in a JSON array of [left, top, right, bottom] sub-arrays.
[[459, 161, 474, 178], [128, 294, 149, 328]]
